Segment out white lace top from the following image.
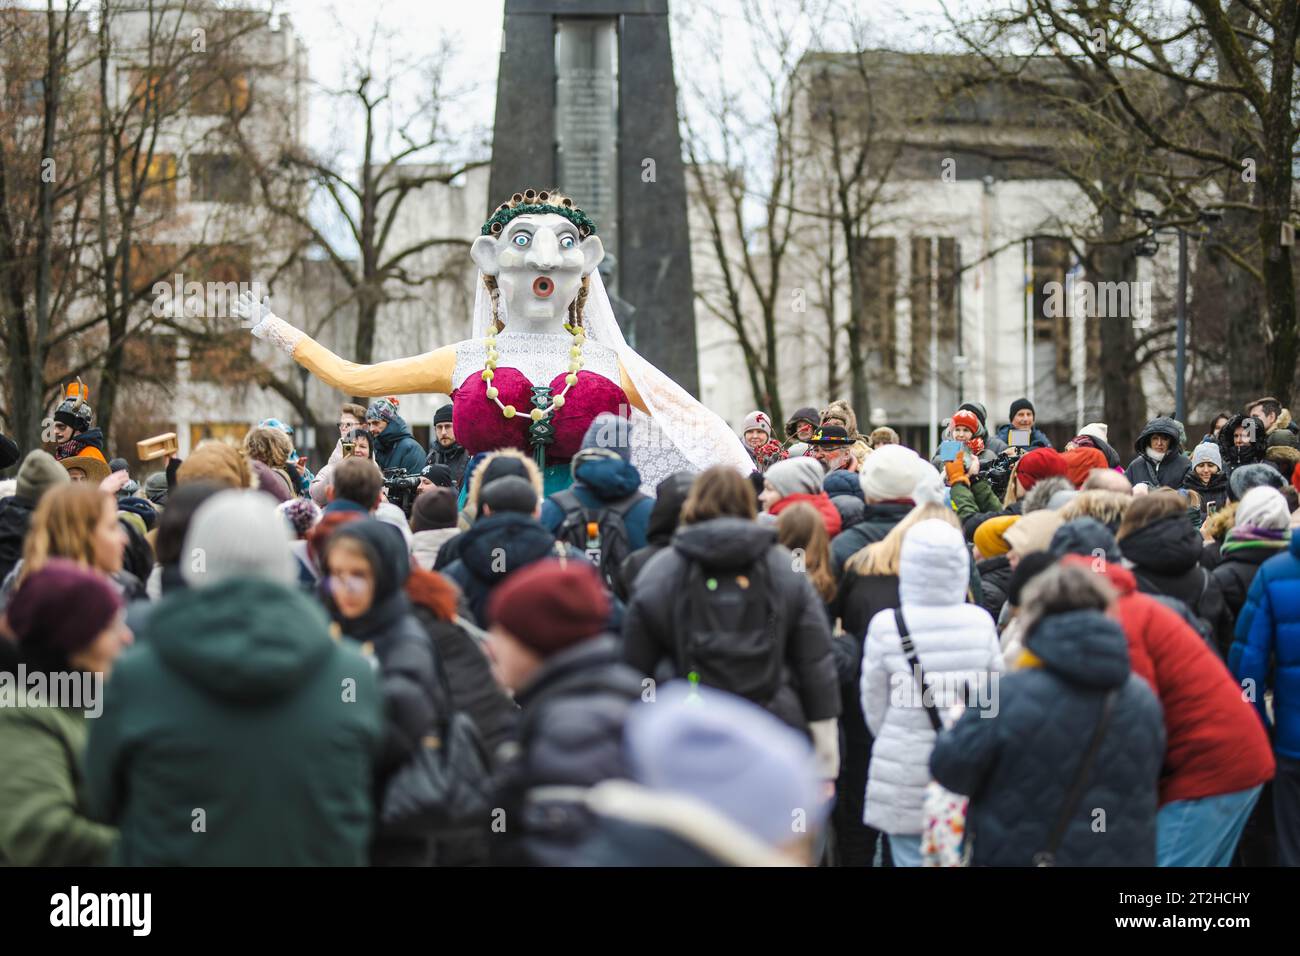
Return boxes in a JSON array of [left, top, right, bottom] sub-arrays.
[[450, 328, 621, 390]]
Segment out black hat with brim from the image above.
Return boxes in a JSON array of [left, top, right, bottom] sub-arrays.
[[807, 424, 853, 447]]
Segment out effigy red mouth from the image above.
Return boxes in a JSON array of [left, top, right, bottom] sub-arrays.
[[532, 276, 554, 298]]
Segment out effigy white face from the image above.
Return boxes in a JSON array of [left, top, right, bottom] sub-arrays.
[[470, 213, 604, 332]]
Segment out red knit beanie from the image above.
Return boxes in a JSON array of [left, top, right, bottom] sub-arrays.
[[486, 559, 610, 657], [1016, 447, 1069, 491], [950, 410, 980, 435]]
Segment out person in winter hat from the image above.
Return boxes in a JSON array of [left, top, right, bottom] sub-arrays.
[[953, 401, 1008, 457], [1181, 441, 1229, 518], [1212, 486, 1291, 624], [784, 407, 821, 447], [859, 518, 1002, 865], [48, 381, 108, 467], [829, 444, 935, 574], [424, 402, 468, 490], [0, 451, 69, 585], [408, 487, 460, 572], [821, 399, 862, 439], [1125, 416, 1191, 490], [365, 396, 427, 476], [1231, 489, 1300, 865], [1218, 413, 1269, 477], [578, 682, 827, 866], [1001, 447, 1070, 511], [759, 456, 841, 536], [0, 559, 129, 865], [740, 411, 774, 452], [1065, 422, 1122, 469], [1229, 461, 1286, 502], [85, 494, 382, 866], [995, 398, 1052, 453], [487, 558, 644, 866], [806, 423, 858, 474], [936, 408, 1002, 515], [868, 426, 900, 448], [1264, 429, 1300, 485], [931, 562, 1165, 866]]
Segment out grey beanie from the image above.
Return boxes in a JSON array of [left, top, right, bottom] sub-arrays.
[[144, 471, 169, 505], [763, 456, 824, 499], [1190, 442, 1223, 471], [1228, 462, 1285, 502], [181, 489, 297, 589], [578, 412, 633, 463], [16, 450, 70, 503], [623, 681, 824, 851]]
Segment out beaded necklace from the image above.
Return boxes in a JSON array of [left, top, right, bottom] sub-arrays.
[[481, 324, 586, 468]]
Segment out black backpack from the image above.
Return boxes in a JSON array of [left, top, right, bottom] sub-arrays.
[[671, 555, 784, 705], [552, 489, 639, 589]]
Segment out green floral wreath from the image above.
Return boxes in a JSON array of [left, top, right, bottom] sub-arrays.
[[480, 203, 598, 237]]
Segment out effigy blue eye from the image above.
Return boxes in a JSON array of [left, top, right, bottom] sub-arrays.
[[560, 235, 575, 248], [513, 234, 530, 246]]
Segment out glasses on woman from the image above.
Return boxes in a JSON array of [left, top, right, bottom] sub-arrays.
[[337, 420, 357, 433], [328, 572, 369, 594]]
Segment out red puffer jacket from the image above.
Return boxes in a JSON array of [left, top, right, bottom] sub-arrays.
[[1062, 556, 1274, 805], [768, 492, 842, 537]]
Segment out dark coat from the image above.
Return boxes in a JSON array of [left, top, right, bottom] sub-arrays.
[[0, 433, 18, 470], [540, 456, 653, 552], [1125, 417, 1191, 489], [1181, 467, 1229, 516], [425, 440, 469, 488], [84, 578, 382, 866], [976, 555, 1013, 620], [1212, 541, 1288, 624], [442, 511, 576, 625], [618, 471, 693, 601], [1119, 513, 1234, 657], [1217, 414, 1269, 476], [1231, 532, 1300, 760], [823, 470, 866, 532], [492, 637, 643, 866], [931, 609, 1164, 866], [623, 517, 840, 731], [830, 500, 913, 576], [0, 494, 34, 585], [374, 415, 427, 476], [994, 423, 1052, 450]]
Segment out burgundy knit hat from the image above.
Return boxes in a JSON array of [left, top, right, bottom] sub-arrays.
[[6, 558, 123, 656], [1016, 447, 1069, 491], [486, 559, 609, 657]]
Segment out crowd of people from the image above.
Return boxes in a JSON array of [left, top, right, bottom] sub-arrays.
[[0, 385, 1297, 867]]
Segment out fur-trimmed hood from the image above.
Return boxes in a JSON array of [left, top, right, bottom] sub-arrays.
[[462, 447, 543, 519], [584, 780, 801, 867], [820, 399, 861, 438]]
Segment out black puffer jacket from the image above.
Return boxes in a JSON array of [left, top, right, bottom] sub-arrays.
[[1217, 414, 1269, 476], [931, 609, 1164, 866], [0, 495, 34, 585], [830, 500, 913, 576], [1211, 542, 1289, 625], [617, 470, 694, 602], [425, 441, 468, 489], [1181, 466, 1229, 516], [492, 636, 643, 867], [1119, 513, 1234, 657], [976, 555, 1013, 620], [623, 517, 839, 731], [325, 520, 446, 866], [442, 511, 574, 625], [1124, 417, 1191, 489]]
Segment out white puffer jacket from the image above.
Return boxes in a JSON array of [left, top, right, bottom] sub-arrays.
[[859, 519, 1003, 835]]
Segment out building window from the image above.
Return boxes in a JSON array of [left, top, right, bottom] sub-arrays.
[[124, 152, 177, 209], [128, 68, 178, 117], [191, 154, 250, 203], [123, 334, 177, 386], [855, 236, 896, 378], [187, 65, 250, 116], [1032, 237, 1071, 342]]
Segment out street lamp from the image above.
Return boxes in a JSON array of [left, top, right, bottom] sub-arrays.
[[1133, 209, 1220, 424]]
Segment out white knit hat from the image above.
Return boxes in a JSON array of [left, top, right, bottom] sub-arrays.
[[858, 444, 932, 503], [1078, 422, 1109, 443], [741, 411, 774, 439], [1235, 486, 1291, 532], [182, 490, 297, 589]]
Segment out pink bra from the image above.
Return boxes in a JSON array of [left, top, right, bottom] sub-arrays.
[[452, 368, 629, 462]]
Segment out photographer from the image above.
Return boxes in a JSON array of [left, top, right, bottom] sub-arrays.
[[311, 428, 374, 506]]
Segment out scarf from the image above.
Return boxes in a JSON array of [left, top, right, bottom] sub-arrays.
[[1221, 526, 1291, 555]]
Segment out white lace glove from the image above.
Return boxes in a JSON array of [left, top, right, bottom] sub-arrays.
[[231, 289, 303, 355]]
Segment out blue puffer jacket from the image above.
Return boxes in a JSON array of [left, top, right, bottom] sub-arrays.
[[930, 609, 1164, 866], [1231, 533, 1300, 759], [540, 458, 653, 552], [374, 416, 427, 476]]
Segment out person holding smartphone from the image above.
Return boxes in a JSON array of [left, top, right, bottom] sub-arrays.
[[1181, 442, 1229, 516], [994, 398, 1053, 456]]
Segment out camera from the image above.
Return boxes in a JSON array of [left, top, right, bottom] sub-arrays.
[[982, 453, 1015, 500], [382, 468, 423, 516]]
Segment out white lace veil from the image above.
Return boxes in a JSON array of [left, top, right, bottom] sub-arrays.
[[471, 269, 754, 490]]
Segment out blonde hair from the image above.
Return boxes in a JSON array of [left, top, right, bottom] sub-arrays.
[[20, 484, 114, 583], [845, 502, 960, 577], [1002, 459, 1025, 508], [776, 503, 836, 602]]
